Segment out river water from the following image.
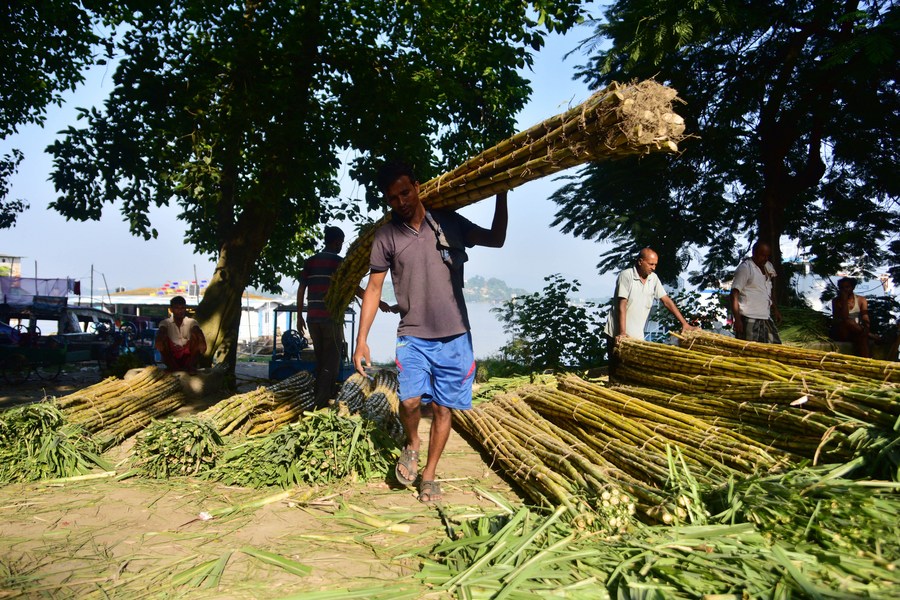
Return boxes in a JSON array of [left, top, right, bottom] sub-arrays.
[[354, 302, 510, 364]]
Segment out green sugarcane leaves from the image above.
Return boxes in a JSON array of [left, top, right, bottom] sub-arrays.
[[0, 403, 110, 483], [209, 410, 398, 488]]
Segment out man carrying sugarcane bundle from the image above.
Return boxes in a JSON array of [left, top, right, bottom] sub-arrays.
[[729, 241, 782, 344], [353, 160, 508, 503]]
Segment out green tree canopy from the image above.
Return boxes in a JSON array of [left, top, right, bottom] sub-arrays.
[[0, 1, 123, 228], [551, 0, 899, 288], [46, 0, 588, 368]]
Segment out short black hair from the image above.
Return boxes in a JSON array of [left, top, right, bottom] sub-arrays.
[[324, 226, 344, 244], [837, 276, 858, 290], [170, 295, 187, 306], [376, 160, 417, 194]]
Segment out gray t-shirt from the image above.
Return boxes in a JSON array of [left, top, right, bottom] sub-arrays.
[[371, 210, 476, 339]]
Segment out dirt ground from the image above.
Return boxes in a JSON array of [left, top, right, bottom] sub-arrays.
[[0, 364, 522, 599]]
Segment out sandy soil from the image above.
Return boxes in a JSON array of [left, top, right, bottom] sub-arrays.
[[0, 364, 521, 599]]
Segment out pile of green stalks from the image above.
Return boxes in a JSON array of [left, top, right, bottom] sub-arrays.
[[0, 403, 110, 483], [129, 416, 224, 478], [207, 409, 399, 488], [198, 371, 316, 435], [53, 366, 186, 448], [414, 464, 900, 599], [775, 305, 833, 344]]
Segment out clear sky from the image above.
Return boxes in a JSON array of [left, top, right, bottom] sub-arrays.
[[1, 15, 619, 302]]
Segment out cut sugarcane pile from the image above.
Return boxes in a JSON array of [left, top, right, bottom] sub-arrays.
[[53, 366, 187, 448], [614, 337, 900, 429], [326, 79, 687, 317], [677, 329, 900, 383], [198, 370, 316, 435], [127, 371, 317, 478], [335, 370, 404, 444], [456, 334, 899, 522], [456, 375, 787, 524]]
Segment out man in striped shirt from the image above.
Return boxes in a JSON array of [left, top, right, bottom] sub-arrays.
[[298, 226, 393, 407]]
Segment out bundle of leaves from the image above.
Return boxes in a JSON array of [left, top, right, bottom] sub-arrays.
[[777, 305, 832, 344], [707, 463, 900, 559], [0, 403, 109, 483], [209, 411, 399, 488], [130, 417, 224, 479]]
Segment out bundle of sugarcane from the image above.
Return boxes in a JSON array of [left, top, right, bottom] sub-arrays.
[[207, 410, 398, 488], [520, 384, 777, 489], [456, 393, 662, 525], [555, 374, 781, 471], [130, 417, 224, 478], [0, 403, 110, 483], [454, 396, 593, 515], [359, 370, 404, 443], [53, 367, 187, 443], [198, 371, 315, 435], [615, 362, 900, 431], [334, 372, 373, 414], [614, 384, 856, 463], [92, 391, 186, 449], [326, 79, 687, 317], [614, 338, 900, 427], [676, 330, 900, 383]]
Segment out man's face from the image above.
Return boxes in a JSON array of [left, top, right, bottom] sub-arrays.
[[385, 175, 420, 221], [636, 253, 658, 278], [752, 244, 771, 267], [170, 303, 187, 321]]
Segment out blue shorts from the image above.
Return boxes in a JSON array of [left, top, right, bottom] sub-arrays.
[[395, 332, 476, 410]]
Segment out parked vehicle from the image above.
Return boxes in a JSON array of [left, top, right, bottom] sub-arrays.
[[0, 297, 135, 384]]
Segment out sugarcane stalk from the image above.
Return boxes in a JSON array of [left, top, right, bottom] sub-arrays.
[[326, 79, 687, 317]]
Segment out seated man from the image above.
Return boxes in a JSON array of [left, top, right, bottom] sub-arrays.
[[155, 296, 207, 372]]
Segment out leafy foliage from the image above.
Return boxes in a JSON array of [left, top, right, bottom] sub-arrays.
[[492, 274, 608, 370], [209, 411, 398, 488], [650, 290, 729, 340], [47, 0, 588, 289], [0, 1, 123, 228], [551, 0, 900, 287], [0, 403, 108, 483], [41, 0, 589, 367]]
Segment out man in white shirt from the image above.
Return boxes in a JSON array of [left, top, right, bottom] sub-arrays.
[[604, 248, 696, 341], [730, 241, 782, 343]]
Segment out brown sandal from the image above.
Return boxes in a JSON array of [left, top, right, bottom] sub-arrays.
[[418, 480, 442, 503], [395, 448, 419, 487]]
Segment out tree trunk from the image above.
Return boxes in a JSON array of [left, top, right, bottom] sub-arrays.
[[757, 185, 787, 300], [195, 201, 278, 376]]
